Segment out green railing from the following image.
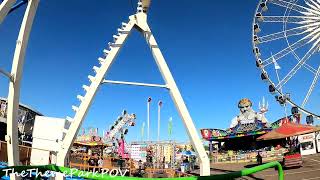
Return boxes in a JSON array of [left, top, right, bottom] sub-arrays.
[[0, 161, 283, 180]]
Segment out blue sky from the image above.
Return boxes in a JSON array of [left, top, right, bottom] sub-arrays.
[[0, 0, 317, 142]]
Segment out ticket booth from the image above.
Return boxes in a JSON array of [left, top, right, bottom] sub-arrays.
[[299, 133, 317, 156]]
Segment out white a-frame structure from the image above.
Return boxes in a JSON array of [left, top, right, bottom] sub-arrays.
[[56, 0, 210, 177], [0, 0, 39, 171]]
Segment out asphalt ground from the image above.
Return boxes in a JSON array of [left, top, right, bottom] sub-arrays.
[[194, 153, 320, 179]]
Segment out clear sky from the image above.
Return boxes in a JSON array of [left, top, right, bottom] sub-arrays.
[[0, 0, 317, 143]]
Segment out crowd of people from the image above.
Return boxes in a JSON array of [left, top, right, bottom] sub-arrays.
[[88, 155, 104, 168], [179, 155, 196, 173]]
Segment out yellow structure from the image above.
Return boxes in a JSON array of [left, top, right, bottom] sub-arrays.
[[163, 144, 174, 163]]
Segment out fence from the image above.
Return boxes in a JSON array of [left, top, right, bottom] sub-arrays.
[[0, 140, 32, 165]]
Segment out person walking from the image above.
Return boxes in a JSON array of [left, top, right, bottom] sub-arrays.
[[98, 157, 104, 172], [256, 151, 262, 165]]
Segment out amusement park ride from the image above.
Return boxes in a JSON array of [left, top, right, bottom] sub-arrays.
[[0, 0, 210, 179], [253, 0, 320, 122], [2, 0, 320, 179], [103, 110, 136, 159], [74, 110, 135, 159], [57, 0, 210, 177]]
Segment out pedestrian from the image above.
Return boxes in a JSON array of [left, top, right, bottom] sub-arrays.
[[98, 157, 104, 172], [256, 151, 262, 165]]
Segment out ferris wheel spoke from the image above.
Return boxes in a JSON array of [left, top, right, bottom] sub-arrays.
[[261, 16, 316, 24], [303, 63, 317, 74], [302, 65, 320, 108], [276, 43, 318, 89], [263, 37, 310, 66], [268, 0, 311, 14], [305, 0, 320, 11], [258, 26, 309, 43]]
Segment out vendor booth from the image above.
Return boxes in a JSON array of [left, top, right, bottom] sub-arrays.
[[299, 133, 317, 156]]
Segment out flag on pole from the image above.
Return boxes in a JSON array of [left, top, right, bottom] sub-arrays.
[[271, 54, 281, 70], [168, 117, 173, 137]]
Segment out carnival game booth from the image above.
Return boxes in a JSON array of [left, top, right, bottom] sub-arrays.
[[212, 124, 271, 148], [201, 122, 286, 163], [201, 115, 305, 164], [71, 136, 135, 173], [258, 122, 320, 168], [200, 98, 305, 164], [70, 133, 115, 170]]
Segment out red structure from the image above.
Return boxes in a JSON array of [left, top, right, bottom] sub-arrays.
[[258, 123, 320, 141]]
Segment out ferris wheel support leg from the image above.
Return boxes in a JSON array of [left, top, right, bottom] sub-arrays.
[[55, 20, 135, 180], [141, 23, 210, 176], [0, 0, 16, 25], [6, 0, 39, 179]]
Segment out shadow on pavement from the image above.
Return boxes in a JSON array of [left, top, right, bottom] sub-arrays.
[[209, 167, 264, 180]]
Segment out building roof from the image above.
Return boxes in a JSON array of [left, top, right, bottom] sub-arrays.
[[257, 123, 320, 141], [0, 97, 43, 116]]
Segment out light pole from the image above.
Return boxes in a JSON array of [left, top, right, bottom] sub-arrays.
[[147, 97, 151, 141], [158, 100, 162, 142], [157, 100, 162, 168]]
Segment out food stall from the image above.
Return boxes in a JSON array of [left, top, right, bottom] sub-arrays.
[[299, 133, 317, 156]]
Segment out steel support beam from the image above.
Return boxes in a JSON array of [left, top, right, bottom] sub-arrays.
[[0, 0, 16, 24], [139, 16, 210, 176], [102, 79, 168, 89], [0, 68, 13, 81], [55, 20, 135, 180], [6, 0, 39, 176]]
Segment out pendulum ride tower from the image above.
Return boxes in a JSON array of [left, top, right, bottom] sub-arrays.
[[55, 0, 210, 178]]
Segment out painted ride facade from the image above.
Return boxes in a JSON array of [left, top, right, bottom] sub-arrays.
[[200, 98, 320, 164]]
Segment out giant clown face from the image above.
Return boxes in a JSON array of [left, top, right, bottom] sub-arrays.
[[238, 98, 253, 114]]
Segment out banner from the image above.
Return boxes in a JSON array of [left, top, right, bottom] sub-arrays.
[[200, 129, 228, 140], [168, 117, 172, 137]]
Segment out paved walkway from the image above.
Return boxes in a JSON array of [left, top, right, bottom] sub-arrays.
[[192, 153, 320, 179]]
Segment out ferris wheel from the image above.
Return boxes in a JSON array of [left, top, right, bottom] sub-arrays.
[[252, 0, 320, 122]]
